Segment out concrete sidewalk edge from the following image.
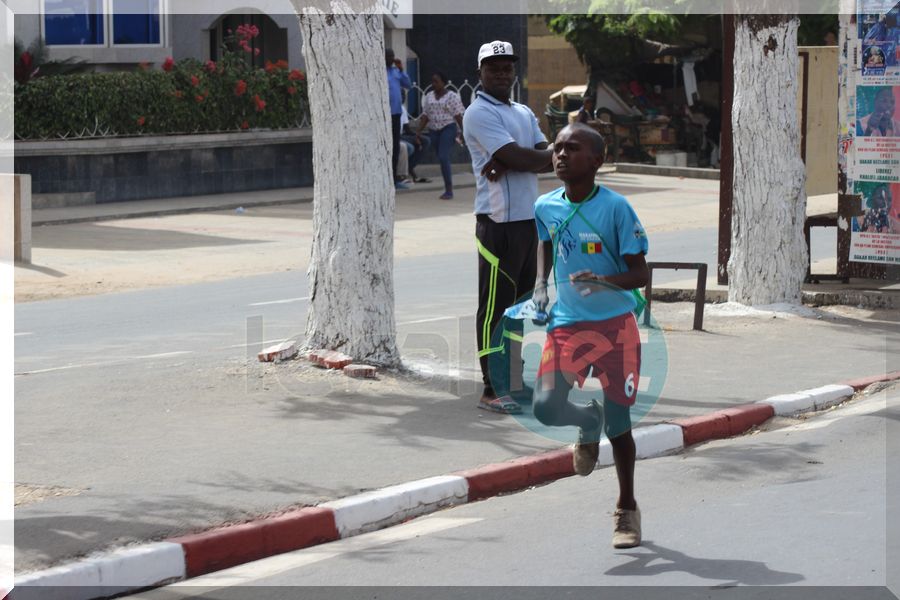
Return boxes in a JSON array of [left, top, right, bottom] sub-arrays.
[[8, 371, 900, 600]]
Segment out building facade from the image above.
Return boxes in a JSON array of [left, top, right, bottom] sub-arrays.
[[12, 0, 413, 71]]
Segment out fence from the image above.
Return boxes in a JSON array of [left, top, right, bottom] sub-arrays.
[[405, 77, 521, 118]]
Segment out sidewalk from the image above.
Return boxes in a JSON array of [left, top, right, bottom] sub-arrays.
[[28, 166, 612, 226]]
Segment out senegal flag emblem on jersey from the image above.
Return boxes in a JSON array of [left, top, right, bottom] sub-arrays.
[[581, 242, 602, 254]]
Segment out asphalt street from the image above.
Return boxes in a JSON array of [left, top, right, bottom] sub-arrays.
[[126, 384, 899, 597], [13, 251, 895, 572]]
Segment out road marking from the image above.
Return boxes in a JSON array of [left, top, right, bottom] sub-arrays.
[[398, 316, 457, 326], [134, 351, 195, 359], [132, 517, 481, 596], [248, 296, 309, 307], [15, 351, 196, 376], [14, 332, 33, 337], [224, 338, 292, 350]]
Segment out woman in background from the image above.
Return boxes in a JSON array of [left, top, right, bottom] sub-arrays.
[[417, 72, 465, 200]]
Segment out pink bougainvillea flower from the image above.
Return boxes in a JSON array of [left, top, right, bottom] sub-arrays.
[[162, 57, 175, 72], [136, 116, 146, 126], [253, 94, 266, 112], [254, 48, 261, 57], [288, 69, 305, 81], [287, 86, 297, 96], [191, 75, 200, 87], [241, 120, 250, 130], [236, 24, 260, 40], [234, 80, 247, 96], [205, 60, 216, 72], [195, 94, 204, 103]]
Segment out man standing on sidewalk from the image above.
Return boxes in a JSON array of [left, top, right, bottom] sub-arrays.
[[463, 41, 553, 414], [386, 48, 411, 190]]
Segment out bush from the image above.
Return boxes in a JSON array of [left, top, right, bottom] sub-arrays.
[[14, 25, 309, 139]]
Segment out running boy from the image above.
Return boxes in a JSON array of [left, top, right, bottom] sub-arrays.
[[531, 123, 649, 549]]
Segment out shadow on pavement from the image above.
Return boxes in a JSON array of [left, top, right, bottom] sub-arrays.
[[605, 540, 805, 585]]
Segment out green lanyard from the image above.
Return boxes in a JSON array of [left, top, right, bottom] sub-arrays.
[[550, 185, 616, 274], [550, 185, 648, 315]]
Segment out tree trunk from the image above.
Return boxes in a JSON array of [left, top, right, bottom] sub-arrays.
[[292, 2, 400, 366], [728, 14, 807, 306]]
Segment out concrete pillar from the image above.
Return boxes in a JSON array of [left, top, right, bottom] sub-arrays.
[[14, 175, 31, 264]]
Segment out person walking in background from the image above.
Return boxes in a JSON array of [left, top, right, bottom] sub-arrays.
[[576, 95, 595, 124], [386, 48, 411, 190], [417, 72, 466, 200], [463, 40, 553, 414]]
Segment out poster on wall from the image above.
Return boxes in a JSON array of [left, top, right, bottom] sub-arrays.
[[850, 181, 900, 264], [858, 0, 900, 83], [855, 85, 899, 139]]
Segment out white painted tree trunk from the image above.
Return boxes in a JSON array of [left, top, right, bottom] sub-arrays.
[[728, 15, 808, 306], [292, 2, 400, 366]]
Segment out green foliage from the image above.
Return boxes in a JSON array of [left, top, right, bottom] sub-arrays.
[[14, 36, 90, 83], [545, 3, 698, 73], [14, 26, 309, 139]]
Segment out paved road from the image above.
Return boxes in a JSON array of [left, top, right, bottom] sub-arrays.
[[14, 256, 897, 572], [11, 172, 866, 573], [125, 385, 899, 597]]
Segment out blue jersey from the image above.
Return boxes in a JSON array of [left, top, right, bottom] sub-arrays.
[[535, 185, 649, 330]]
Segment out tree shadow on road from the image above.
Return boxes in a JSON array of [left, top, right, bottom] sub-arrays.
[[605, 540, 805, 585]]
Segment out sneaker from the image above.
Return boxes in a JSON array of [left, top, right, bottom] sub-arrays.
[[612, 504, 642, 548], [572, 399, 604, 476], [572, 438, 599, 476], [395, 181, 411, 190]]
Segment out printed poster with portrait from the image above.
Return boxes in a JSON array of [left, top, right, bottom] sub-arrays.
[[853, 86, 900, 181], [859, 0, 900, 83], [850, 182, 900, 264]]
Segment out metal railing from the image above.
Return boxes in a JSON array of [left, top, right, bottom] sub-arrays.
[[15, 114, 312, 142], [405, 77, 520, 118]]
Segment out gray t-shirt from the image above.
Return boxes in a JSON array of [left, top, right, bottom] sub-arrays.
[[463, 91, 547, 223]]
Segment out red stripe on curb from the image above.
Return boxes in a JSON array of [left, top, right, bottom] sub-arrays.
[[170, 507, 338, 578], [456, 449, 575, 502], [510, 448, 575, 484], [841, 371, 900, 392], [721, 403, 774, 435], [456, 462, 530, 502], [670, 413, 730, 446], [672, 404, 774, 446]]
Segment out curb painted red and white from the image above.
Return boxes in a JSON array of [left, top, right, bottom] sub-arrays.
[[9, 371, 899, 600]]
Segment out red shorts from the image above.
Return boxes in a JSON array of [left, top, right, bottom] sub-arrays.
[[536, 312, 641, 407]]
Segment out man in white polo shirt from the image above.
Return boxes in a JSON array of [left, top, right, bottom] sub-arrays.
[[463, 40, 553, 414]]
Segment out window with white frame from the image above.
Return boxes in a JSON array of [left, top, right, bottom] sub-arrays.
[[42, 0, 163, 47]]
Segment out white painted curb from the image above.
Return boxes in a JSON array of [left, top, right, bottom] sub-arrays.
[[807, 384, 854, 410], [321, 475, 469, 538], [634, 424, 685, 459], [597, 424, 685, 466], [12, 542, 185, 600], [761, 384, 853, 416], [760, 391, 814, 416]]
